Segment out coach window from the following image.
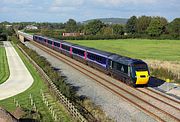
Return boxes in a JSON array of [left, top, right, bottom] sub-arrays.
[[62, 45, 70, 51], [54, 42, 60, 47], [79, 49, 84, 56], [89, 53, 95, 60], [57, 42, 60, 47], [90, 53, 93, 60], [48, 40, 52, 44], [77, 49, 84, 56], [102, 57, 106, 64]]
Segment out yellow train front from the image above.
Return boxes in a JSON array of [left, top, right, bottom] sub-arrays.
[[130, 61, 150, 85]]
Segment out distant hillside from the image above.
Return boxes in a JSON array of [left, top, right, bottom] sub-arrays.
[[83, 18, 128, 25]]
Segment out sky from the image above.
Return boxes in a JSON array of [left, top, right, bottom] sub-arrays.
[[0, 0, 179, 22]]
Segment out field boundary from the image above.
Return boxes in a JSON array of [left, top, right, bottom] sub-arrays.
[[17, 44, 87, 122]]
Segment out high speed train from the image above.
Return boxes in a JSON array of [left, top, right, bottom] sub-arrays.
[[33, 34, 150, 87]]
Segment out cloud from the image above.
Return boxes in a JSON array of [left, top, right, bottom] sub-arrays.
[[49, 6, 76, 12], [95, 0, 157, 6], [49, 0, 84, 13], [0, 7, 10, 13], [52, 0, 84, 7], [2, 0, 32, 4]]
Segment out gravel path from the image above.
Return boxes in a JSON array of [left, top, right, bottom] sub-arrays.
[[0, 42, 33, 100], [25, 42, 156, 122]]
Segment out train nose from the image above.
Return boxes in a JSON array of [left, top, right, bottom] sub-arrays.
[[135, 71, 149, 85]]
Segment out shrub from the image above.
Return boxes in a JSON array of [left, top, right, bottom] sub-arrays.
[[150, 67, 179, 82]]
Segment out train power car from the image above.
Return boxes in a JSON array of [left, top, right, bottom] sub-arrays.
[[33, 35, 150, 86]]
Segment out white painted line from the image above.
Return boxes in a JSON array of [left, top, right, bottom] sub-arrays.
[[0, 41, 33, 100]]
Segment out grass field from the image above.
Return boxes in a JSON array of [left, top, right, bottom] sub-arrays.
[[0, 42, 72, 121], [68, 39, 180, 61], [0, 42, 9, 84]]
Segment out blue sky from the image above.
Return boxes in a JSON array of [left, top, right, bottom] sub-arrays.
[[0, 0, 179, 22]]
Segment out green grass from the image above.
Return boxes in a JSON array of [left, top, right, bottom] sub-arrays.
[[68, 39, 180, 61], [0, 42, 54, 121], [43, 92, 72, 122], [0, 42, 9, 84]]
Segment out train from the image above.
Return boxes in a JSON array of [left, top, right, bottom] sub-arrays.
[[33, 35, 150, 87]]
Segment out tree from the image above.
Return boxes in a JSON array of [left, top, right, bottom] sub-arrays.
[[167, 18, 180, 37], [85, 20, 105, 35], [126, 16, 137, 34], [100, 27, 113, 35], [136, 16, 152, 33], [76, 23, 85, 33], [0, 23, 13, 40], [112, 24, 124, 35], [65, 19, 77, 32], [146, 17, 168, 36]]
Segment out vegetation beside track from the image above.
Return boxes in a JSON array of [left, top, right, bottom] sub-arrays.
[[0, 41, 9, 84], [0, 37, 72, 121]]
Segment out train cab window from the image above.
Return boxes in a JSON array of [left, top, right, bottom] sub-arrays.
[[133, 64, 148, 71]]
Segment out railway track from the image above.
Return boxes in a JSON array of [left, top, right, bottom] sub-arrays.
[[137, 87, 180, 110], [29, 40, 180, 122]]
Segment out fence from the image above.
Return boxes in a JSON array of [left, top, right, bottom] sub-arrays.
[[13, 94, 38, 112], [17, 45, 87, 122]]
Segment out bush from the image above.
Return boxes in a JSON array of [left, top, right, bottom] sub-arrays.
[[150, 67, 179, 82], [56, 34, 135, 40]]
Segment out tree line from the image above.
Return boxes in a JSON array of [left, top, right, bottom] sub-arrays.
[[126, 16, 179, 39], [37, 16, 180, 40], [1, 15, 180, 40]]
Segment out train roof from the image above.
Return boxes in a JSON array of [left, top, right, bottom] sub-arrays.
[[109, 54, 144, 65], [34, 35, 64, 43], [87, 48, 114, 57], [61, 41, 75, 46], [72, 44, 91, 50]]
